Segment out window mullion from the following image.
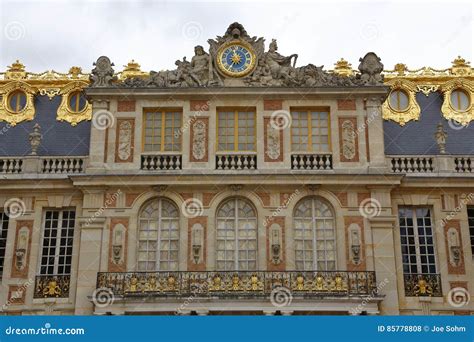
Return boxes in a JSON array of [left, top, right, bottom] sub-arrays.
[[312, 199, 318, 270], [413, 211, 423, 274], [234, 111, 239, 152], [307, 111, 312, 152], [161, 112, 165, 152], [157, 199, 162, 271], [53, 211, 63, 275], [234, 199, 239, 270]]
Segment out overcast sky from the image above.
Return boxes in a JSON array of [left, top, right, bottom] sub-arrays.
[[0, 0, 472, 74]]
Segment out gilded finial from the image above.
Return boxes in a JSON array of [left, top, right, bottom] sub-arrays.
[[5, 60, 26, 79], [333, 58, 354, 77], [393, 63, 407, 76], [450, 56, 472, 76], [69, 66, 82, 78], [121, 59, 148, 79]]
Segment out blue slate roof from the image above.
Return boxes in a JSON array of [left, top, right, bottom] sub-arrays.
[[0, 95, 90, 157], [384, 92, 474, 155]]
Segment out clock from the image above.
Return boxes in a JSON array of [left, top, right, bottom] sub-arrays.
[[216, 40, 257, 78]]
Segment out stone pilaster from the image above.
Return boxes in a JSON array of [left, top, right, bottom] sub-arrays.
[[366, 97, 388, 172]]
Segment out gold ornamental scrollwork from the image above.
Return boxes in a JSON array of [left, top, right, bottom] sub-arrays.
[[439, 78, 474, 126], [0, 81, 36, 126], [56, 81, 91, 126], [382, 79, 421, 126]]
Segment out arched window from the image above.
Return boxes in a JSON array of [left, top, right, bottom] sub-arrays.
[[216, 198, 257, 270], [294, 197, 336, 271], [138, 198, 179, 271]]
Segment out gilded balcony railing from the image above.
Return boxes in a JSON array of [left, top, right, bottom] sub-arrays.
[[403, 273, 442, 297], [33, 274, 71, 298], [96, 271, 377, 298]]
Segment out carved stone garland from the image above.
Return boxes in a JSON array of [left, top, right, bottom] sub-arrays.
[[192, 120, 206, 161]]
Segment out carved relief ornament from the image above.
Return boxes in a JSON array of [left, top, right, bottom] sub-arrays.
[[117, 120, 133, 161], [192, 120, 206, 161], [341, 120, 356, 160]]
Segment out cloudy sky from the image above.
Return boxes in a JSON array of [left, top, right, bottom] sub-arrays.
[[0, 0, 472, 74]]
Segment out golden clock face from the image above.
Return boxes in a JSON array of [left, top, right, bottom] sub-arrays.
[[216, 41, 257, 78]]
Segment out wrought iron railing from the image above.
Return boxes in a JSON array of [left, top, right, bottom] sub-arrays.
[[403, 273, 442, 297], [34, 274, 71, 298], [96, 271, 376, 298]]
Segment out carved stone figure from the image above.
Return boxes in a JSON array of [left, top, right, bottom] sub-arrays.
[[434, 122, 447, 154], [90, 56, 117, 87], [265, 39, 298, 81], [192, 121, 206, 160], [28, 123, 42, 155], [358, 52, 384, 85], [266, 122, 280, 160], [190, 45, 209, 86], [341, 120, 356, 160], [118, 121, 132, 161]]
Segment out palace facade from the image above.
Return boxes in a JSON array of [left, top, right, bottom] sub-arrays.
[[0, 23, 473, 315]]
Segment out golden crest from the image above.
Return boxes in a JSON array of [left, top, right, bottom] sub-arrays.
[[382, 79, 421, 126], [56, 81, 92, 126], [0, 81, 36, 126]]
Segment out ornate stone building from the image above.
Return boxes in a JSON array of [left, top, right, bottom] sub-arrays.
[[0, 23, 473, 315]]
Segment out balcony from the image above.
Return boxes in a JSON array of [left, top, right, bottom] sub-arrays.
[[216, 153, 257, 170], [33, 274, 71, 299], [291, 153, 332, 170], [0, 156, 87, 175], [141, 154, 182, 170], [387, 155, 474, 174], [96, 270, 377, 298], [403, 273, 442, 297]]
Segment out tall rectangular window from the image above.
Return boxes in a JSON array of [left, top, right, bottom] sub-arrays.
[[291, 109, 330, 152], [0, 213, 9, 279], [143, 110, 182, 152], [399, 207, 437, 274], [217, 109, 255, 152], [468, 207, 474, 256], [39, 210, 75, 276]]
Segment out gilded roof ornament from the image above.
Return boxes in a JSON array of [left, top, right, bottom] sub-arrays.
[[393, 63, 407, 76], [333, 58, 354, 77], [120, 60, 148, 80], [5, 60, 27, 80], [450, 56, 471, 76]]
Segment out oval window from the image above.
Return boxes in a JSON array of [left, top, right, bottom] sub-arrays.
[[7, 90, 27, 113], [450, 89, 470, 111], [68, 91, 87, 113], [389, 89, 409, 111]]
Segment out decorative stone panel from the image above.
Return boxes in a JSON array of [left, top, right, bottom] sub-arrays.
[[115, 118, 134, 163], [188, 217, 207, 271], [11, 221, 33, 279], [104, 192, 118, 208], [337, 99, 356, 110], [339, 117, 359, 162], [444, 220, 465, 275], [108, 219, 128, 272], [265, 216, 285, 271], [190, 100, 209, 112], [190, 117, 209, 162], [263, 117, 283, 162], [263, 99, 282, 111], [7, 285, 27, 305], [344, 217, 366, 271], [117, 100, 136, 112]]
